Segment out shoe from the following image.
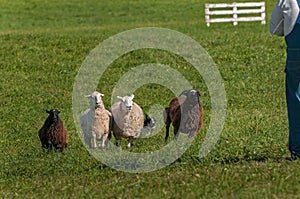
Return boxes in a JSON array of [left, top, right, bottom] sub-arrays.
[[286, 151, 300, 161]]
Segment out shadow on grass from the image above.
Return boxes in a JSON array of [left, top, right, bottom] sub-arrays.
[[171, 153, 284, 166]]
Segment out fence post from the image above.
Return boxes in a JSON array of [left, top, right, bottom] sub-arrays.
[[261, 3, 266, 24], [205, 5, 210, 27], [233, 3, 238, 26]]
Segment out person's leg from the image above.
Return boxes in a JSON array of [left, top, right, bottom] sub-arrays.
[[286, 67, 300, 155]]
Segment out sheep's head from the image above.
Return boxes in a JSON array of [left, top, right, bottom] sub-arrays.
[[46, 109, 60, 123], [86, 91, 104, 109], [180, 89, 200, 106], [117, 94, 134, 112], [144, 114, 156, 129]]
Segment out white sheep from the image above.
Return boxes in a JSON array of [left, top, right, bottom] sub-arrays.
[[110, 94, 144, 147], [80, 91, 111, 149]]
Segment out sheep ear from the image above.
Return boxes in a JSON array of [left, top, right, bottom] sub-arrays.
[[179, 90, 189, 96], [100, 93, 104, 97], [57, 110, 61, 114], [145, 114, 150, 120], [117, 96, 124, 102], [85, 95, 91, 98], [46, 109, 50, 114], [130, 94, 134, 100]]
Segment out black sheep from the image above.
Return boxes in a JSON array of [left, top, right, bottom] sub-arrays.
[[139, 114, 157, 138], [38, 109, 68, 151]]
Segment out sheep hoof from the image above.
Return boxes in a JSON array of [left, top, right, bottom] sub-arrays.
[[127, 140, 134, 147], [98, 144, 106, 149], [173, 136, 179, 141]]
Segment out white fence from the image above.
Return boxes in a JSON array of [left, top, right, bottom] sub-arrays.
[[205, 2, 266, 26]]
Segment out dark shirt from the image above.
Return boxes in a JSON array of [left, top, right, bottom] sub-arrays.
[[285, 23, 300, 48], [285, 0, 300, 49]]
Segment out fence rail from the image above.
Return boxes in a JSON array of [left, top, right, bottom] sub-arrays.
[[205, 2, 266, 26]]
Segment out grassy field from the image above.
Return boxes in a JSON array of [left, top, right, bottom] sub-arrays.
[[1, 0, 300, 198]]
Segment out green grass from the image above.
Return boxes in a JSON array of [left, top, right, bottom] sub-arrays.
[[1, 0, 300, 198]]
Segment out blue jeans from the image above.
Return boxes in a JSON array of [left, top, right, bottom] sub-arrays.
[[286, 56, 300, 154], [285, 24, 300, 154]]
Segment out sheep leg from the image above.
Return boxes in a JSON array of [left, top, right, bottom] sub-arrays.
[[104, 133, 110, 146], [108, 131, 112, 141], [41, 141, 48, 149], [127, 137, 134, 147], [165, 124, 170, 142], [115, 139, 121, 147], [100, 133, 109, 149], [47, 141, 53, 151], [84, 133, 92, 149], [173, 126, 180, 141], [92, 132, 97, 149], [188, 129, 197, 138]]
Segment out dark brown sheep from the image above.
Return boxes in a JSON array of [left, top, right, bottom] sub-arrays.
[[38, 109, 68, 151], [163, 89, 203, 141]]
